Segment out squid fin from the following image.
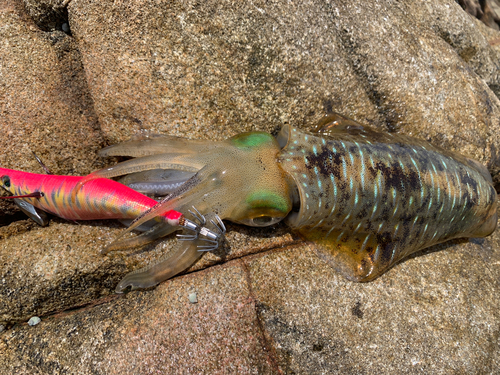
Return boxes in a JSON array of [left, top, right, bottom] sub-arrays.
[[311, 112, 479, 167], [302, 228, 401, 282], [312, 112, 366, 133]]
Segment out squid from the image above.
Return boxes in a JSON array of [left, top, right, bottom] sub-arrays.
[[75, 113, 497, 291]]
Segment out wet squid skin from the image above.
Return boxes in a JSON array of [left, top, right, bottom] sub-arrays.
[[280, 117, 497, 281], [89, 113, 497, 290]]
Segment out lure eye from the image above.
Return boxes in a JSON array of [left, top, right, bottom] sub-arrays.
[[1, 176, 11, 188]]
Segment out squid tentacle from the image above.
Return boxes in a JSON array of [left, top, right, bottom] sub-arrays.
[[115, 235, 203, 293], [106, 172, 207, 249], [115, 211, 223, 293], [71, 156, 204, 202]]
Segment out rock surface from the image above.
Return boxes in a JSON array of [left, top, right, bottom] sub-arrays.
[[1, 0, 500, 373], [0, 1, 103, 175], [458, 0, 500, 30]]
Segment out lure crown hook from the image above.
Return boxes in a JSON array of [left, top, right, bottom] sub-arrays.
[[196, 215, 226, 252], [177, 206, 226, 252]]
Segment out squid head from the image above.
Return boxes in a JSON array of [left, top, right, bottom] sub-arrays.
[[81, 131, 296, 292]]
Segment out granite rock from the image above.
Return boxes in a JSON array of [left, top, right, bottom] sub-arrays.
[[458, 0, 500, 30], [0, 264, 278, 374], [0, 0, 103, 176], [1, 0, 500, 373], [247, 238, 500, 374]]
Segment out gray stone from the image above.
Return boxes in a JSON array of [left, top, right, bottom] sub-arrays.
[[188, 292, 198, 303], [27, 317, 40, 326]]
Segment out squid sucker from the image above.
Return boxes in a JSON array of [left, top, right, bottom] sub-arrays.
[[83, 113, 497, 289]]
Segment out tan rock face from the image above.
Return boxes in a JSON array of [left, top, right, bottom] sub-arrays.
[[0, 1, 103, 175], [248, 240, 500, 374], [1, 0, 499, 373], [67, 0, 382, 143], [1, 264, 279, 374], [458, 0, 500, 30]]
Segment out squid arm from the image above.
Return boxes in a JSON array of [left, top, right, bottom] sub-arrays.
[[115, 212, 223, 293], [99, 134, 225, 158]]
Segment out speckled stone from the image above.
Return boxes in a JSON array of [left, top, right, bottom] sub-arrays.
[[0, 217, 294, 324], [65, 0, 500, 183], [0, 221, 127, 323], [21, 0, 70, 32], [330, 1, 500, 178], [458, 0, 500, 30], [409, 0, 500, 101], [67, 0, 382, 143], [0, 0, 104, 176]]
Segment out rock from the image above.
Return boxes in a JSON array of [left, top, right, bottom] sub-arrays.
[[66, 0, 382, 143], [67, 0, 500, 183], [248, 239, 500, 373], [0, 216, 294, 324], [458, 0, 500, 30], [0, 264, 277, 374], [1, 0, 500, 373], [21, 0, 69, 32], [0, 1, 103, 176], [415, 0, 500, 99]]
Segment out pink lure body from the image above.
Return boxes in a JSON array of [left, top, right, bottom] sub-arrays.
[[0, 168, 182, 225]]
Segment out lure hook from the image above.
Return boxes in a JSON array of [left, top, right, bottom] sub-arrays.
[[196, 215, 226, 252], [177, 206, 226, 252]]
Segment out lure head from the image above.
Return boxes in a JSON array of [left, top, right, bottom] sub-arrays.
[[0, 170, 15, 195], [0, 169, 31, 196], [0, 168, 50, 226]]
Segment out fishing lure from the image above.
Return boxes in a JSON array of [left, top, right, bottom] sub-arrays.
[[75, 113, 498, 289], [0, 168, 225, 291]]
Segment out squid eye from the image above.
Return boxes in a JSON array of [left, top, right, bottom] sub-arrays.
[[252, 216, 273, 225], [251, 216, 283, 227], [1, 176, 11, 188]]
